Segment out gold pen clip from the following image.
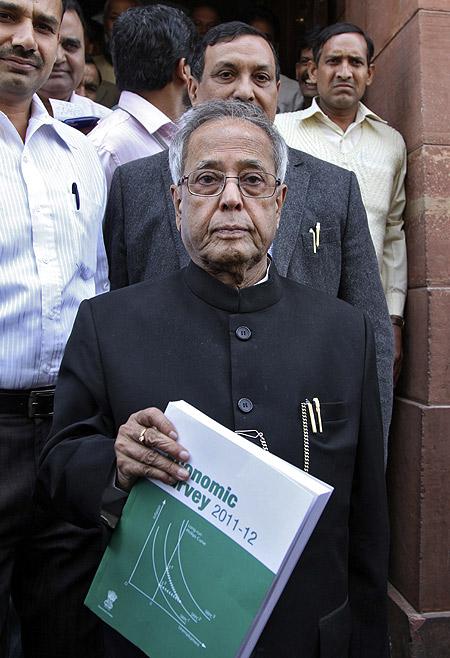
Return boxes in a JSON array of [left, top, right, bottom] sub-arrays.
[[309, 228, 317, 254], [315, 222, 320, 248], [312, 397, 323, 433], [309, 223, 321, 253]]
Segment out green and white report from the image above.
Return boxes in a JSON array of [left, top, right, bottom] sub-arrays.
[[85, 401, 333, 657]]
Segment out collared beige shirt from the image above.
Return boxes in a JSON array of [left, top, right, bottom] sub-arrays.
[[275, 98, 407, 316]]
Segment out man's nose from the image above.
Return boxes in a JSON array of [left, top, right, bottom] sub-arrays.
[[219, 177, 244, 210], [231, 76, 255, 103], [54, 43, 66, 65], [337, 60, 352, 79], [11, 20, 37, 53]]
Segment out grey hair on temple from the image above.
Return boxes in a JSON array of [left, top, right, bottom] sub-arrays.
[[168, 100, 288, 184]]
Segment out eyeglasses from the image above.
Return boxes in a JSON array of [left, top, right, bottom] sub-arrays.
[[178, 169, 281, 198]]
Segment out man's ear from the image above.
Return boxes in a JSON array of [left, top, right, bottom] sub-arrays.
[[187, 74, 199, 105], [366, 63, 375, 87], [308, 60, 318, 84], [175, 58, 190, 84], [275, 184, 288, 227], [171, 184, 182, 231]]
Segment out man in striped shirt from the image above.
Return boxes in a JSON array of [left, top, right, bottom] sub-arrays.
[[0, 0, 108, 655]]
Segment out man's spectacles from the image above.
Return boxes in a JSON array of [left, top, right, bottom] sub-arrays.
[[178, 169, 281, 198]]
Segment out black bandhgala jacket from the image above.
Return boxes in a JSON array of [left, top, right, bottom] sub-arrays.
[[37, 262, 389, 658]]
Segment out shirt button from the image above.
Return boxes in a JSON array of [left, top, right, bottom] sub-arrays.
[[235, 326, 252, 341], [238, 398, 253, 413], [23, 155, 28, 163]]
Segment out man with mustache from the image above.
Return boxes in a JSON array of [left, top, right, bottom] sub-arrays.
[[104, 22, 394, 455], [0, 0, 108, 655], [276, 22, 407, 386]]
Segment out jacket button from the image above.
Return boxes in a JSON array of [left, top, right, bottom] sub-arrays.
[[235, 326, 252, 340], [237, 398, 253, 413]]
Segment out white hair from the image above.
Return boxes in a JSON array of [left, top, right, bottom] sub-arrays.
[[169, 100, 288, 184]]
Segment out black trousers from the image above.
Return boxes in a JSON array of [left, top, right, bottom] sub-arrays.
[[0, 413, 105, 658]]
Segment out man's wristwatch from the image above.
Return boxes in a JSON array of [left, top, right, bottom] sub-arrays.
[[390, 315, 405, 329]]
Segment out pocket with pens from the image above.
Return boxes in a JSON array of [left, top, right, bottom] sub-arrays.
[[299, 398, 348, 472], [301, 399, 348, 435]]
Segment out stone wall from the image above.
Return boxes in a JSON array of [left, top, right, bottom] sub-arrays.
[[343, 2, 450, 655]]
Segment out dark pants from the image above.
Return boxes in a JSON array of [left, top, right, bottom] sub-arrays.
[[0, 413, 105, 658]]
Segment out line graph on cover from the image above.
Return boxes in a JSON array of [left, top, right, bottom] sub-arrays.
[[124, 499, 216, 649]]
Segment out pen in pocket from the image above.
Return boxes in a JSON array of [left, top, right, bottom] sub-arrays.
[[72, 182, 80, 210]]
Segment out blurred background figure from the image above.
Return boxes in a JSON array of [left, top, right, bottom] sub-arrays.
[[190, 2, 221, 36], [94, 0, 142, 107], [95, 0, 141, 85], [39, 0, 86, 104], [38, 0, 111, 122], [295, 27, 321, 109], [84, 17, 104, 56], [76, 56, 103, 101], [241, 5, 303, 113]]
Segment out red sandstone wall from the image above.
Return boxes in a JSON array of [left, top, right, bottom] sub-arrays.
[[344, 0, 450, 645]]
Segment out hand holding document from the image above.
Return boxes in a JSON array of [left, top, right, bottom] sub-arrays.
[[86, 400, 333, 658]]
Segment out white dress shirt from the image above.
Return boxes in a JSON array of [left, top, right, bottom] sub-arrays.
[[49, 92, 112, 121], [88, 91, 177, 191], [275, 99, 407, 316], [0, 95, 109, 389]]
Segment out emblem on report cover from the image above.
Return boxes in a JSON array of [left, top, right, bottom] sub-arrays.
[[104, 590, 118, 610]]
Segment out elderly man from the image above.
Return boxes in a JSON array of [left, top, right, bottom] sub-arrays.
[[38, 101, 389, 658], [0, 0, 108, 655], [104, 21, 394, 454], [276, 22, 407, 384]]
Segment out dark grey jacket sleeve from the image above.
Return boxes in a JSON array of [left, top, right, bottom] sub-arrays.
[[103, 166, 129, 290], [338, 172, 393, 453]]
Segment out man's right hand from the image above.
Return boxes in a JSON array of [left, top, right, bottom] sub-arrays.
[[114, 407, 190, 491]]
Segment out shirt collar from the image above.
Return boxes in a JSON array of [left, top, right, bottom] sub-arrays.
[[118, 90, 176, 135], [183, 260, 282, 313], [254, 259, 271, 285], [299, 97, 386, 127], [25, 95, 56, 141]]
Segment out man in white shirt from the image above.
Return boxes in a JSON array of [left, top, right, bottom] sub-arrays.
[[275, 22, 407, 383], [0, 0, 108, 655], [38, 0, 111, 121], [88, 4, 195, 191]]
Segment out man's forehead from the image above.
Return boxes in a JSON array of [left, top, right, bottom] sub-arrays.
[[33, 0, 62, 14], [205, 36, 276, 71], [5, 0, 62, 17], [321, 33, 368, 59], [186, 120, 274, 166], [60, 9, 83, 35]]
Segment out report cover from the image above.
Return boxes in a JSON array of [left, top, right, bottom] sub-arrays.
[[85, 400, 333, 658]]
